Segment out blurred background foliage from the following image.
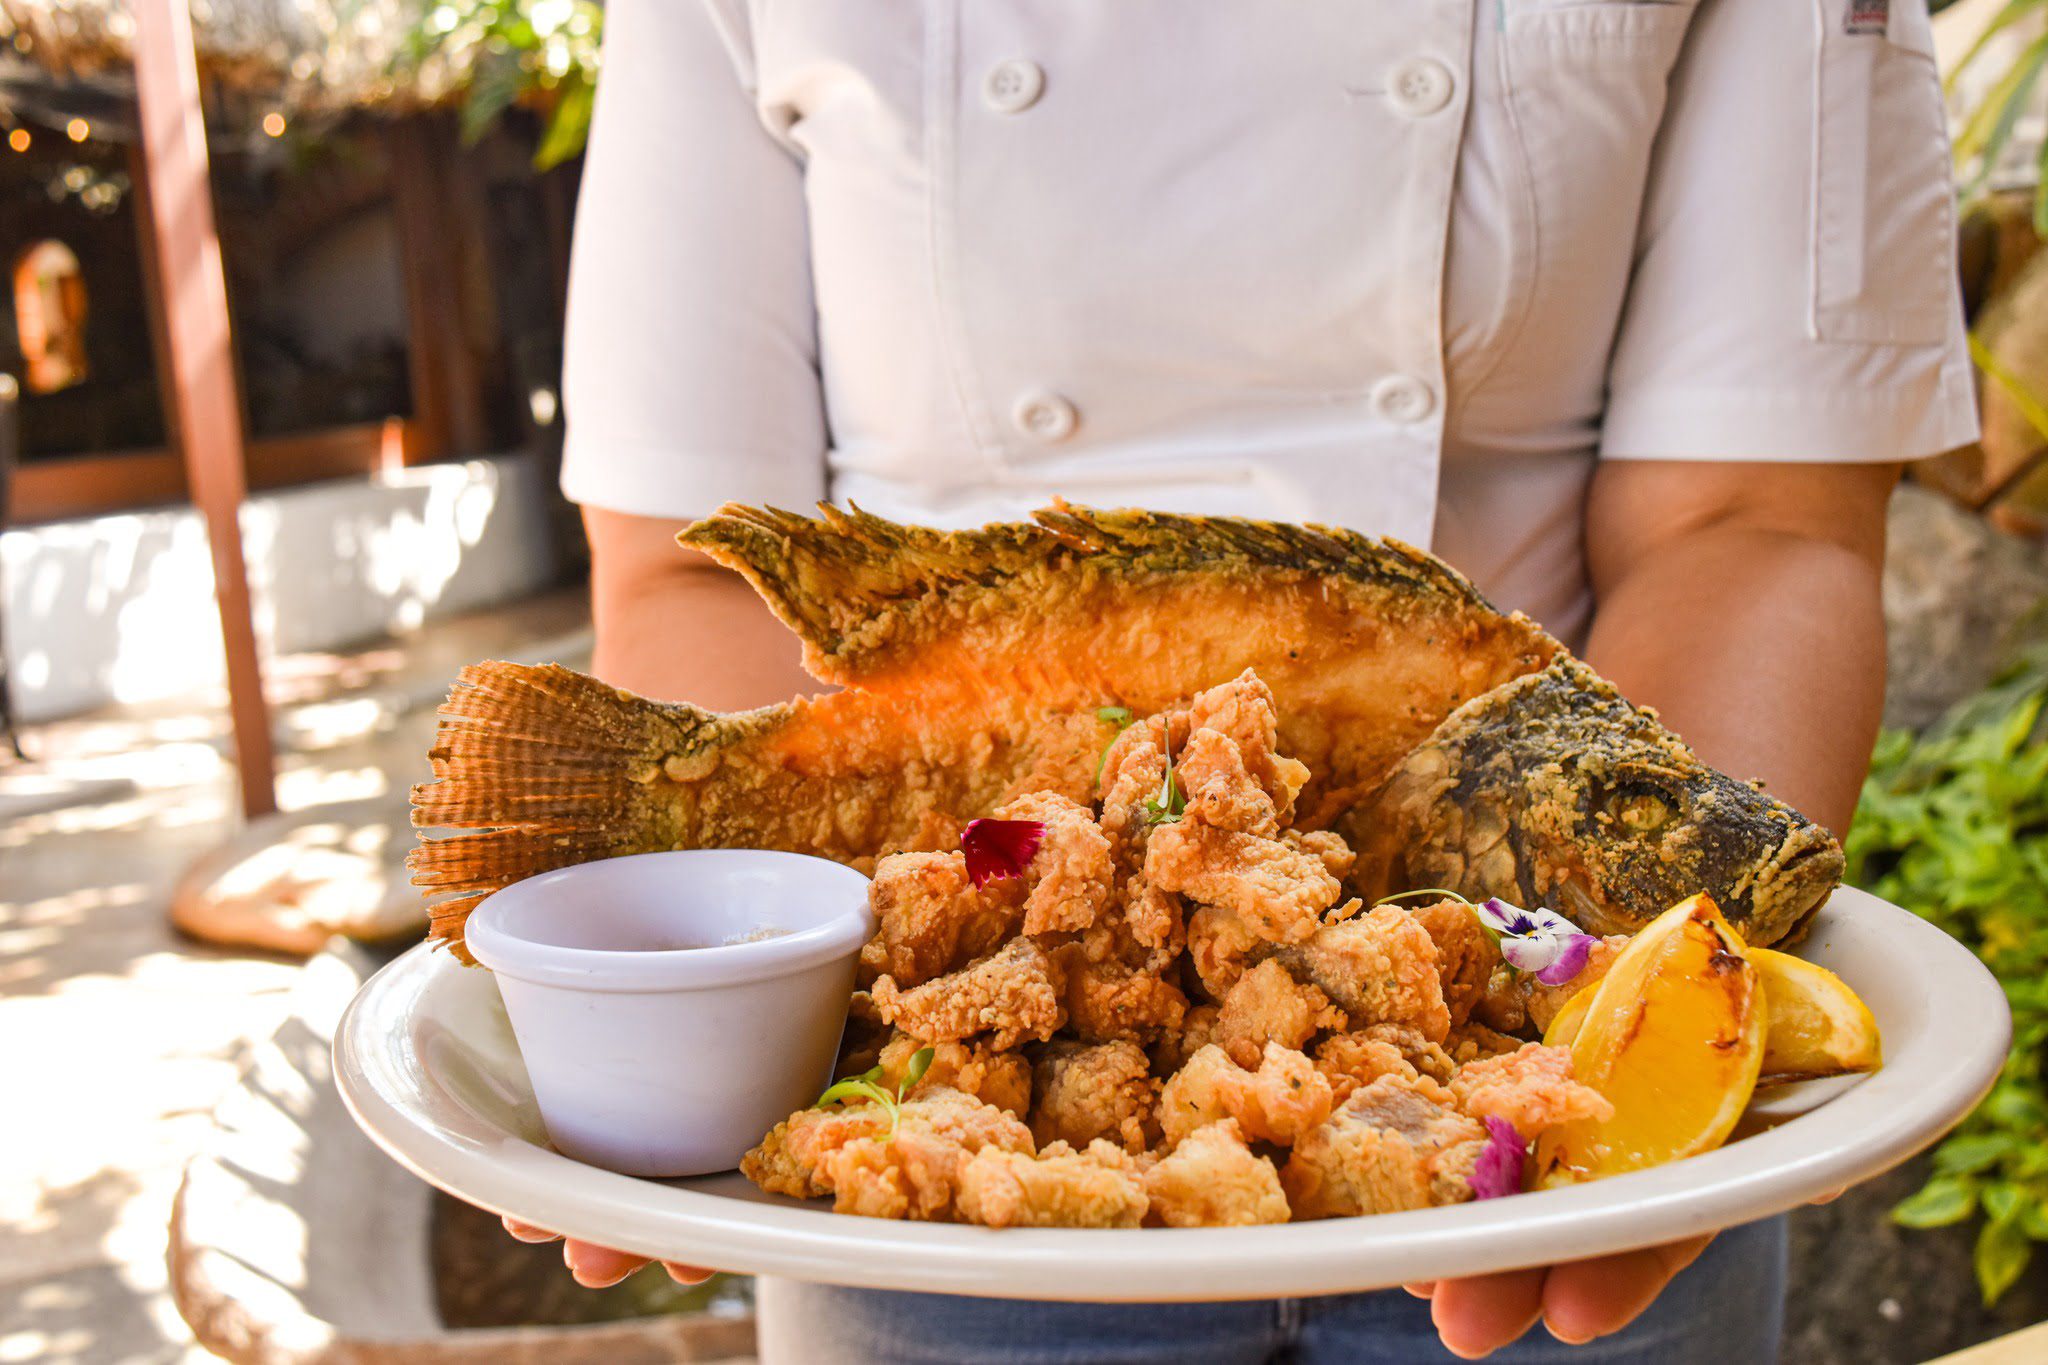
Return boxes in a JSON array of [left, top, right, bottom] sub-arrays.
[[1850, 639, 2048, 1302], [397, 0, 600, 169]]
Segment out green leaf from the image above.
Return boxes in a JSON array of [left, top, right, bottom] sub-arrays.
[[1945, 0, 2048, 96], [814, 1077, 894, 1112], [534, 78, 595, 170], [1892, 1177, 1980, 1228], [1096, 706, 1133, 728], [1977, 1216, 2034, 1305], [1935, 1133, 2019, 1176], [900, 1046, 936, 1096]]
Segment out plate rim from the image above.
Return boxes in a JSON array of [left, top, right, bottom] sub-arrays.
[[333, 886, 2011, 1302]]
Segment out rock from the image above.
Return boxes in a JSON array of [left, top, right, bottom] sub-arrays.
[[1784, 1159, 2048, 1364], [1882, 484, 2048, 732], [169, 795, 427, 955]]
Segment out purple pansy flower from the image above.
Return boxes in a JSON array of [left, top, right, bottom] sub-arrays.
[[1475, 897, 1596, 986], [1470, 1116, 1527, 1200]]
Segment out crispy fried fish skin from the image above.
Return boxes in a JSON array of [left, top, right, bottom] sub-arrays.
[[1264, 906, 1451, 1043], [1349, 654, 1844, 946], [1029, 1040, 1161, 1154], [878, 1032, 1033, 1118], [1213, 959, 1347, 1069], [956, 1140, 1150, 1229], [1281, 1075, 1488, 1219], [995, 790, 1115, 935], [1143, 1120, 1292, 1228], [1448, 1042, 1613, 1142], [860, 851, 1026, 988], [1158, 1042, 1334, 1148], [412, 505, 1557, 959], [871, 938, 1067, 1050]]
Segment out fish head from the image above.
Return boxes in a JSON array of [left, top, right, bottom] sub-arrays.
[[1539, 752, 1845, 945]]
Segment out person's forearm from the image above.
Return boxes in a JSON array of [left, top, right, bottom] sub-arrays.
[[584, 507, 815, 709], [1581, 492, 1892, 836]]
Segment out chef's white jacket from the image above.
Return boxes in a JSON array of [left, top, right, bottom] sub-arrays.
[[559, 0, 1977, 644]]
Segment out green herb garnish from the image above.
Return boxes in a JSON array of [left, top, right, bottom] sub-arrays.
[[1142, 729, 1187, 826], [812, 1045, 935, 1134], [1094, 706, 1137, 784]]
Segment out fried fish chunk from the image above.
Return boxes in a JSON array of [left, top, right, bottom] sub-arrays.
[[1281, 1074, 1488, 1219], [1447, 1042, 1613, 1141], [1212, 959, 1347, 1069], [1474, 935, 1630, 1034], [1142, 1119, 1292, 1227], [1185, 670, 1311, 826], [1029, 1039, 1160, 1154], [1052, 942, 1189, 1046], [878, 1031, 1033, 1118], [742, 1085, 1033, 1218], [995, 789, 1115, 936], [1264, 906, 1451, 1043], [1146, 820, 1340, 947], [859, 851, 1026, 989], [956, 1140, 1150, 1229], [1313, 1023, 1459, 1104], [1158, 1042, 1334, 1148], [871, 937, 1067, 1049], [1411, 898, 1497, 1029], [1187, 904, 1261, 1000]]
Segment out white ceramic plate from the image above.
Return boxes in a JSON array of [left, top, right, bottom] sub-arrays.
[[334, 887, 2009, 1303]]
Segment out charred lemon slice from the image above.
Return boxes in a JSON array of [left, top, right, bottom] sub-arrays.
[[1749, 948, 1882, 1086], [1544, 941, 1880, 1089], [1534, 894, 1765, 1184]]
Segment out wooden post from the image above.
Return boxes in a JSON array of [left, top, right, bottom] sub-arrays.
[[130, 0, 278, 819], [387, 116, 489, 461]]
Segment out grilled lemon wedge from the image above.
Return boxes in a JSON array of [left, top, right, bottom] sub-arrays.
[[1545, 942, 1881, 1089], [1534, 894, 1765, 1184], [1747, 948, 1882, 1085]]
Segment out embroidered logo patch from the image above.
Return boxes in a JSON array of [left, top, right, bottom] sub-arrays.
[[1846, 0, 1889, 35]]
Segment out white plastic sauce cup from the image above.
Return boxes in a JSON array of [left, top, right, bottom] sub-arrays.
[[464, 849, 875, 1177]]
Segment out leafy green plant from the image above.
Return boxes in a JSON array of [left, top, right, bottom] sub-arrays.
[[399, 0, 603, 169], [1846, 643, 2048, 1303]]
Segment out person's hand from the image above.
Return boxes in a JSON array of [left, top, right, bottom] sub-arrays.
[[501, 1216, 717, 1290], [1403, 1235, 1714, 1358]]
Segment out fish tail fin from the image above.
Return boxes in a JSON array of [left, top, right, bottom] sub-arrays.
[[408, 661, 680, 963]]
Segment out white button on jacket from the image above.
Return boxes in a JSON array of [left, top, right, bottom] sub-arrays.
[[562, 0, 1977, 646]]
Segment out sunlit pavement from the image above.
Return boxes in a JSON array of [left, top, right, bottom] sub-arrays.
[[0, 586, 591, 1364]]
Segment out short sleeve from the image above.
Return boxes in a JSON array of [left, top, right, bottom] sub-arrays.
[[1599, 0, 1978, 463], [558, 0, 827, 516]]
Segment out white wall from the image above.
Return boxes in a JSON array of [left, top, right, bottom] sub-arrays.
[[0, 453, 564, 722]]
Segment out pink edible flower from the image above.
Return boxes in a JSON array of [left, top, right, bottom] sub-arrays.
[[960, 818, 1045, 888], [1470, 1116, 1527, 1200]]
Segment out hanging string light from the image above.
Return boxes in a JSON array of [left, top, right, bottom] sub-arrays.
[[7, 129, 28, 154], [65, 118, 88, 143]]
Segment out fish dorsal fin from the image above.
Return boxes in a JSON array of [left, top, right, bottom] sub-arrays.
[[679, 501, 1502, 686]]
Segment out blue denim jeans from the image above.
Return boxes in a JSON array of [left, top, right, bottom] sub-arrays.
[[755, 1215, 1785, 1364]]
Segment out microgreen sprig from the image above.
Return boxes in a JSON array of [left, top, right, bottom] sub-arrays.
[[1142, 727, 1187, 827], [813, 1045, 935, 1134], [1095, 706, 1135, 783]]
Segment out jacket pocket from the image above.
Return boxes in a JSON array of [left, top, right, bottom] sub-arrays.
[[1811, 0, 1952, 344]]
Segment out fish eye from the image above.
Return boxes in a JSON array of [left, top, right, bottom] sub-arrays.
[[1602, 779, 1676, 831]]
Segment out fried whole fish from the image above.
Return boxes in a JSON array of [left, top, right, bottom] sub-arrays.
[[410, 505, 1840, 960]]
